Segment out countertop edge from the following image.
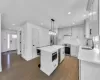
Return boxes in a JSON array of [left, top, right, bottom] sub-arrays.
[[78, 57, 100, 64]]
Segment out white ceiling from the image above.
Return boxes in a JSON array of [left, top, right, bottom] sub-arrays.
[[0, 0, 89, 29]]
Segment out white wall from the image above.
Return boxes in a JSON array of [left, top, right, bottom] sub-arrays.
[[21, 22, 50, 61], [27, 23, 50, 47], [21, 23, 27, 60], [1, 29, 17, 52]]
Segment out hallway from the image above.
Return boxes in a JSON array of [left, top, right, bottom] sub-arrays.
[[0, 52, 79, 80]]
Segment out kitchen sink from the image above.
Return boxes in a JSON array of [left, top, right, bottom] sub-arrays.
[[82, 46, 93, 50]]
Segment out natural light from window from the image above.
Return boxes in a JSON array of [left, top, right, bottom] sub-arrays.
[[12, 34, 17, 39]]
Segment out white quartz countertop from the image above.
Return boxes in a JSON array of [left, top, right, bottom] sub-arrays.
[[38, 45, 64, 52], [78, 46, 100, 64]]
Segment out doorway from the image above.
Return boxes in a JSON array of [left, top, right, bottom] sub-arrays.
[[1, 29, 23, 71], [7, 33, 17, 51]]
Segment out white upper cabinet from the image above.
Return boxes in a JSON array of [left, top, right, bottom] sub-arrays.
[[86, 0, 99, 37]]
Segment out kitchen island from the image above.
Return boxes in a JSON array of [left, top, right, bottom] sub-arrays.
[[78, 46, 100, 80], [38, 45, 65, 76]]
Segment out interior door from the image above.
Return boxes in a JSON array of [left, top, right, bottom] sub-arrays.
[[32, 28, 39, 47], [32, 28, 39, 57], [9, 34, 17, 51]]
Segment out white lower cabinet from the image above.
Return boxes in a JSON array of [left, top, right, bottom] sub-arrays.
[[39, 45, 65, 76], [79, 60, 100, 80], [71, 45, 79, 57], [60, 47, 65, 62]]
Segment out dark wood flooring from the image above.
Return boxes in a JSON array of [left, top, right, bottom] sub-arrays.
[[0, 51, 79, 80]]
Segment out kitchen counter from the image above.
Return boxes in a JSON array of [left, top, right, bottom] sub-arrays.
[[38, 45, 64, 53], [78, 46, 100, 64], [38, 45, 65, 76], [78, 46, 100, 80]]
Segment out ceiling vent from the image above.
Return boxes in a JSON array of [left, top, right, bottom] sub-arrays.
[[86, 0, 95, 11]]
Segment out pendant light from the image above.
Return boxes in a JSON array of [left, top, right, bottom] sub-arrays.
[[49, 19, 57, 35]]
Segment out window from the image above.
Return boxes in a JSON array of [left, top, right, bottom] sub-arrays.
[[12, 34, 17, 39]]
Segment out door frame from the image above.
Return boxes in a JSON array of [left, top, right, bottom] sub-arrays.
[[0, 13, 2, 72], [17, 29, 22, 55]]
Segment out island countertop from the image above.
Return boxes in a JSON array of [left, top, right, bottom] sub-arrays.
[[38, 45, 64, 53], [39, 45, 65, 76], [78, 46, 100, 64]]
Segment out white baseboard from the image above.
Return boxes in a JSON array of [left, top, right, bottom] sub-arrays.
[[21, 55, 39, 61], [21, 55, 30, 61]]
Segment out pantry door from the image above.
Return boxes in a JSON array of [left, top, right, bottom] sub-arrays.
[[32, 28, 39, 57], [32, 28, 39, 47]]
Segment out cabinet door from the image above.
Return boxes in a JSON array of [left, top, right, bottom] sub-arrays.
[[61, 48, 65, 62], [72, 27, 78, 38], [71, 45, 78, 57], [90, 20, 98, 37]]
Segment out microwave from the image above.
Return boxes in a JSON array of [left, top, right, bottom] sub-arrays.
[[52, 52, 57, 62]]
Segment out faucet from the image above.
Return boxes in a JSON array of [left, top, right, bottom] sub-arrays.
[[86, 39, 94, 49]]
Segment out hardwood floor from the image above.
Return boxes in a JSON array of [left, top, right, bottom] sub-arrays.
[[0, 52, 79, 80]]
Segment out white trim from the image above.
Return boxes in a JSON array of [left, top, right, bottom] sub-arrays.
[[21, 54, 38, 61], [0, 13, 2, 72]]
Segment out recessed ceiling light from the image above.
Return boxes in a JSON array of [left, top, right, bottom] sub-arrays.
[[41, 23, 43, 25], [88, 12, 92, 16], [73, 22, 75, 24], [12, 24, 15, 25], [68, 12, 71, 14], [83, 14, 86, 17], [88, 12, 97, 16], [93, 12, 96, 14]]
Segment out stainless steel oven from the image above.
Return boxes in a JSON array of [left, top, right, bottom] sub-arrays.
[[63, 44, 71, 55]]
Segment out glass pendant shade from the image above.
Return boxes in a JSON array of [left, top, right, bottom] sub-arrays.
[[49, 30, 57, 35]]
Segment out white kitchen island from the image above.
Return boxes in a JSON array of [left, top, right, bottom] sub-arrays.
[[78, 46, 100, 80], [38, 45, 65, 76]]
